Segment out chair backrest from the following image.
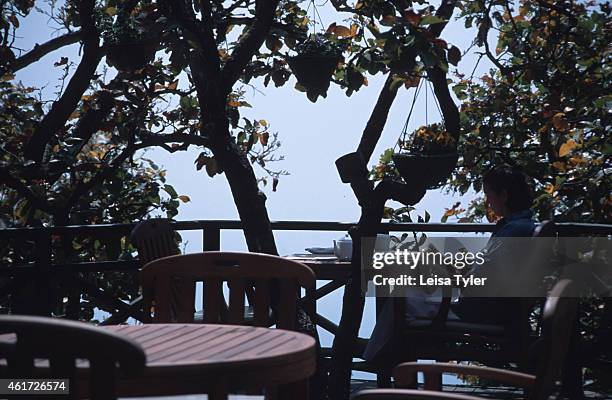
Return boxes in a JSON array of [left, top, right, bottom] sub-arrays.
[[508, 220, 559, 351], [130, 219, 180, 264], [530, 278, 579, 400], [141, 251, 316, 330], [351, 388, 484, 400], [0, 315, 146, 400]]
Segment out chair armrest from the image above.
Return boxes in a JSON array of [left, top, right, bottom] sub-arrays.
[[394, 362, 536, 389], [352, 388, 485, 400]]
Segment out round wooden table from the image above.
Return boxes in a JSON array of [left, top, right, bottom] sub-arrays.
[[100, 324, 316, 400]]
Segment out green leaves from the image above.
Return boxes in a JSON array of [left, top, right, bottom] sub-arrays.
[[419, 15, 446, 26], [449, 0, 610, 225], [194, 152, 219, 177], [447, 46, 461, 66], [162, 184, 177, 198]]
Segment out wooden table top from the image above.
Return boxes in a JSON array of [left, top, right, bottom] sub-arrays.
[[104, 323, 315, 372], [99, 324, 317, 396]]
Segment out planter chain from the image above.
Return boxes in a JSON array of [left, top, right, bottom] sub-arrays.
[[395, 75, 447, 152], [305, 0, 325, 35], [425, 75, 428, 125], [395, 78, 424, 152], [430, 80, 444, 123]]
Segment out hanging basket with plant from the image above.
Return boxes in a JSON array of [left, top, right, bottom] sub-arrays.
[[371, 78, 457, 189], [393, 122, 457, 189], [287, 34, 343, 102], [103, 11, 158, 71]]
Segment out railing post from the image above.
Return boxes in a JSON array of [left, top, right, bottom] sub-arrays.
[[203, 224, 221, 251], [12, 230, 53, 316]]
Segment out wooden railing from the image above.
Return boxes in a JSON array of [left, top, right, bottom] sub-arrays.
[[1, 220, 611, 324]]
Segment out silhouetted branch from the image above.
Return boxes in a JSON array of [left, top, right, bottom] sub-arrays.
[[8, 30, 82, 73], [221, 0, 280, 95], [23, 0, 101, 163]]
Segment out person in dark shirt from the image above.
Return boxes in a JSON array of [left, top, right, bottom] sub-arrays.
[[363, 164, 536, 361]]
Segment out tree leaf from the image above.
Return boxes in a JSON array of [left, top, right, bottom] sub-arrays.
[[334, 25, 353, 37], [167, 80, 178, 90], [404, 9, 421, 25], [552, 112, 569, 131], [559, 139, 577, 157], [163, 184, 178, 198], [448, 45, 461, 66], [383, 207, 394, 219], [552, 161, 567, 172], [265, 36, 283, 53], [420, 51, 437, 67], [8, 13, 19, 28], [420, 15, 446, 25], [205, 158, 218, 177], [259, 132, 269, 146]]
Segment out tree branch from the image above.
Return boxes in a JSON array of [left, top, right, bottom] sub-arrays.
[[65, 144, 134, 212], [225, 16, 306, 38], [430, 0, 458, 37], [65, 132, 209, 212], [135, 132, 210, 150], [357, 73, 401, 164], [23, 0, 101, 163], [221, 0, 280, 95], [429, 65, 460, 139], [172, 0, 221, 74], [0, 168, 58, 215], [6, 30, 82, 74], [170, 0, 223, 119]]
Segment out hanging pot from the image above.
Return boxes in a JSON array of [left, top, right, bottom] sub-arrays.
[[106, 40, 157, 71], [392, 152, 457, 189], [288, 53, 340, 101]]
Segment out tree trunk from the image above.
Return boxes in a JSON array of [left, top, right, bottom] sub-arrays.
[[328, 75, 401, 399], [328, 4, 459, 397], [212, 136, 278, 255]]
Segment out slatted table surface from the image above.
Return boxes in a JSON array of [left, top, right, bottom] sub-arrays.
[[98, 324, 316, 398]]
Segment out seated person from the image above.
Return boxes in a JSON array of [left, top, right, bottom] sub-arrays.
[[363, 164, 536, 362]]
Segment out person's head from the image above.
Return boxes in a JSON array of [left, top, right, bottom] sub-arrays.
[[483, 164, 533, 217]]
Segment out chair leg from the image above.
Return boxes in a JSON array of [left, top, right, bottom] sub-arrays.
[[209, 381, 229, 400], [423, 371, 442, 391], [561, 328, 584, 400], [376, 369, 392, 388], [276, 379, 309, 400], [561, 362, 584, 400], [265, 385, 278, 400]]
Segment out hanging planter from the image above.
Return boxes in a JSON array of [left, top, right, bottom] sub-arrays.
[[393, 123, 457, 189], [103, 13, 158, 71], [288, 34, 343, 102], [106, 39, 157, 71]]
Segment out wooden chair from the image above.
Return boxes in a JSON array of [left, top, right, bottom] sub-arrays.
[[0, 315, 146, 400], [130, 218, 180, 264], [140, 251, 316, 330], [375, 221, 558, 385], [354, 279, 578, 400]]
